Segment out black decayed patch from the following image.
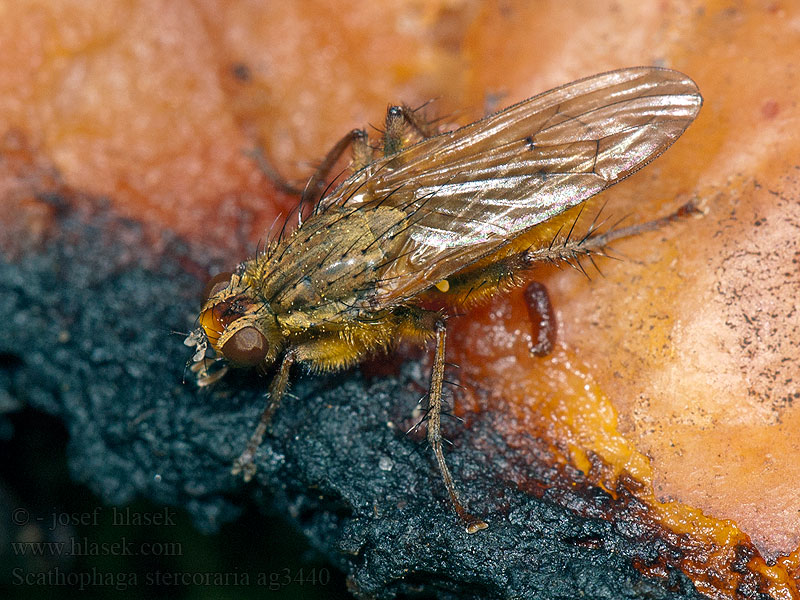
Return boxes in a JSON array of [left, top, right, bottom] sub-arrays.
[[0, 198, 705, 600]]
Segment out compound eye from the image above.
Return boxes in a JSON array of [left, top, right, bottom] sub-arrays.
[[222, 327, 268, 366], [202, 271, 233, 302]]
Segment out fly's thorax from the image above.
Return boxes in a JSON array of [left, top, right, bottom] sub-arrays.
[[255, 206, 408, 316], [197, 271, 282, 368]]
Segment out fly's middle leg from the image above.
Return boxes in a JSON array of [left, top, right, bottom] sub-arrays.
[[427, 261, 559, 357], [383, 104, 438, 156], [426, 320, 489, 533]]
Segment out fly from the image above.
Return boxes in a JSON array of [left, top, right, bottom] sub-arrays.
[[185, 66, 702, 533]]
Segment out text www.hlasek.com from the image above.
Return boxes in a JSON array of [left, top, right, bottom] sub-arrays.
[[12, 536, 181, 557]]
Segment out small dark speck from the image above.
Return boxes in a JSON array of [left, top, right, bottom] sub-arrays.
[[34, 192, 68, 211], [231, 62, 251, 82], [524, 135, 535, 150], [761, 99, 779, 120]]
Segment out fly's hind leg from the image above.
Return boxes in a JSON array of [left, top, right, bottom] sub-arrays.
[[426, 319, 489, 533], [429, 200, 702, 354]]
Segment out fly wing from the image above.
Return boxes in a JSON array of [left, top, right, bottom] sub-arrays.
[[317, 67, 702, 306]]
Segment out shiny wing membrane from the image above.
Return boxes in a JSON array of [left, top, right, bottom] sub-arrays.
[[317, 67, 702, 306]]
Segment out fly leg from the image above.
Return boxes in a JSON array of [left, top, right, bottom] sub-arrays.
[[249, 128, 373, 206], [300, 128, 373, 205], [231, 350, 296, 482], [383, 104, 439, 156], [431, 201, 702, 307], [516, 200, 702, 268], [427, 320, 489, 533], [255, 101, 440, 202]]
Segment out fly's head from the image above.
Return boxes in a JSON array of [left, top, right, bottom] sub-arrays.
[[185, 270, 282, 385]]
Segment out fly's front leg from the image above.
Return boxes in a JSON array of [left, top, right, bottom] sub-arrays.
[[246, 145, 305, 197], [428, 320, 489, 533], [231, 350, 296, 482], [249, 128, 373, 206], [257, 102, 441, 201], [302, 128, 373, 205]]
